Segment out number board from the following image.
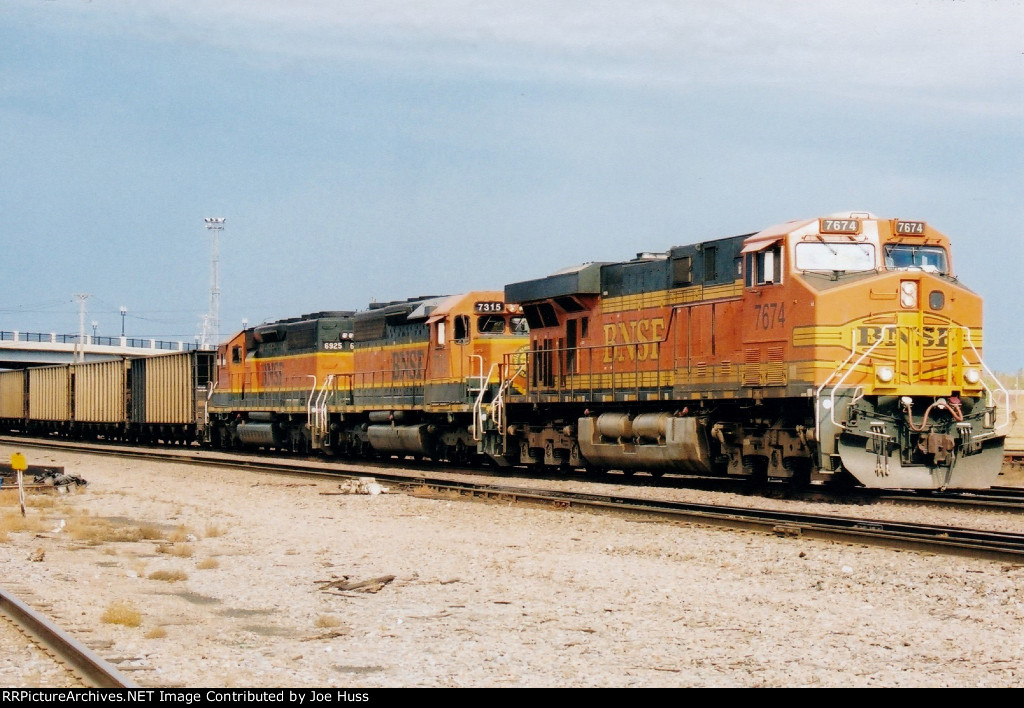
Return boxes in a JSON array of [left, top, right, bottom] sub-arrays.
[[819, 218, 861, 235], [894, 220, 926, 235], [474, 301, 505, 314]]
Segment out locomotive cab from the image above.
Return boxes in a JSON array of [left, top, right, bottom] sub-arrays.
[[748, 213, 1007, 489]]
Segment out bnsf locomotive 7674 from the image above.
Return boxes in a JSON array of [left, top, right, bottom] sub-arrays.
[[0, 213, 1010, 490], [489, 212, 1008, 489]]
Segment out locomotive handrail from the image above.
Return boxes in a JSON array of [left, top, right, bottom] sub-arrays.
[[471, 363, 499, 442], [467, 354, 486, 399], [205, 381, 216, 427], [958, 326, 1011, 431], [470, 354, 484, 387], [304, 375, 318, 431], [352, 367, 426, 407], [814, 324, 895, 442], [815, 323, 1010, 447], [490, 359, 528, 453], [508, 340, 671, 403], [309, 375, 337, 449]]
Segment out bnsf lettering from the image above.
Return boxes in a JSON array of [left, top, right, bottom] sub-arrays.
[[856, 326, 949, 348], [602, 317, 666, 363], [259, 362, 284, 387], [391, 351, 424, 380]]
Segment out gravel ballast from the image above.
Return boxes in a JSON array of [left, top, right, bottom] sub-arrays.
[[1, 445, 1023, 688]]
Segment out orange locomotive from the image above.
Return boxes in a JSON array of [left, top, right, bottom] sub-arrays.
[[486, 212, 1007, 489], [208, 292, 529, 462]]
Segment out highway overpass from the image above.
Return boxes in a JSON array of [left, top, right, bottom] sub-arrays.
[[0, 330, 206, 369]]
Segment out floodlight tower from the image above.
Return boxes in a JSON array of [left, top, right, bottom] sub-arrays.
[[202, 217, 226, 349], [74, 293, 90, 363]]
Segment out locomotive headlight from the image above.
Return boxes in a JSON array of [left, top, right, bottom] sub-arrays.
[[876, 366, 894, 383], [900, 280, 919, 309], [964, 368, 982, 385]]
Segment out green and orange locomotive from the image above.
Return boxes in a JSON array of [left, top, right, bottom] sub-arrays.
[[207, 292, 529, 463]]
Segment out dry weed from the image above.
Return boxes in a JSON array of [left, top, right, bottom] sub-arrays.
[[204, 523, 226, 538], [197, 557, 219, 570], [66, 517, 144, 544], [101, 600, 142, 627], [315, 614, 342, 628], [138, 524, 166, 541], [168, 525, 193, 543], [0, 488, 64, 509], [26, 494, 59, 509], [156, 543, 194, 558], [144, 626, 168, 639], [148, 569, 188, 582], [0, 512, 48, 537]]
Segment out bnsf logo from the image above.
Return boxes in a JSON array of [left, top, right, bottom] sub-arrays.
[[602, 317, 667, 362], [391, 350, 424, 380], [857, 326, 949, 348]]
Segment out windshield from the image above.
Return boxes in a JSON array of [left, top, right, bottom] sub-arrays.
[[795, 242, 876, 272], [476, 314, 529, 336], [884, 244, 949, 274]]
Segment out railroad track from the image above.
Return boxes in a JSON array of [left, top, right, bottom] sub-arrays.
[[5, 434, 1024, 514], [406, 479, 1024, 563], [0, 585, 136, 688], [6, 436, 1024, 564], [876, 485, 1024, 510]]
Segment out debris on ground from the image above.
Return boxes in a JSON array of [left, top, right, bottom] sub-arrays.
[[322, 477, 389, 496], [316, 575, 396, 594]]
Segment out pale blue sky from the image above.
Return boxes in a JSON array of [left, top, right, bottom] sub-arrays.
[[2, 1, 1022, 369]]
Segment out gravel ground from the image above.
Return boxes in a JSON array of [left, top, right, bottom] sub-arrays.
[[1, 444, 1024, 688]]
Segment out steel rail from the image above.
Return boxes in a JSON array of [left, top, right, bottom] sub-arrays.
[[6, 436, 1024, 561], [0, 586, 136, 688], [407, 479, 1024, 563]]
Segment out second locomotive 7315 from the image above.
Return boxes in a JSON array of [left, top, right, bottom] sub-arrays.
[[484, 212, 1008, 489], [207, 291, 529, 462]]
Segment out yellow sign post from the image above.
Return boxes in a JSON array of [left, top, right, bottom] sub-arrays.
[[11, 453, 27, 517]]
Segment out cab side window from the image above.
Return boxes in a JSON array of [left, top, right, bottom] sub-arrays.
[[745, 245, 783, 286], [454, 315, 470, 343]]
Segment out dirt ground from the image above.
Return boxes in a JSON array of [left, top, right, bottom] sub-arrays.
[[2, 444, 1024, 688]]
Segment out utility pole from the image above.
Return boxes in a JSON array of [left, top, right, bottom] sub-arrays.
[[73, 293, 90, 362], [202, 217, 225, 349]]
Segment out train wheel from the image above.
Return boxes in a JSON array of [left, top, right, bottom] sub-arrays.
[[784, 458, 812, 487], [742, 455, 769, 484], [450, 440, 468, 465]]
